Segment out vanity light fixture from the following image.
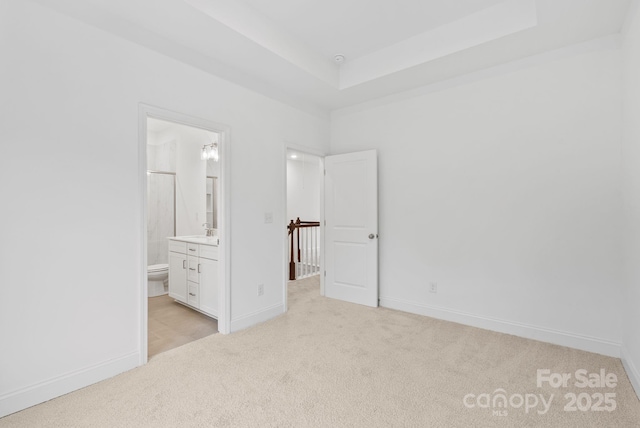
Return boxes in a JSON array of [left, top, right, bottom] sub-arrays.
[[201, 142, 219, 161]]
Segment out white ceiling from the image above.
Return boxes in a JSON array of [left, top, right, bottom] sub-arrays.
[[35, 0, 632, 116], [147, 118, 174, 133], [242, 0, 507, 60], [287, 149, 321, 164]]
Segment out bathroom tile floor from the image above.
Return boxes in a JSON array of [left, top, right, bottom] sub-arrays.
[[148, 295, 218, 359]]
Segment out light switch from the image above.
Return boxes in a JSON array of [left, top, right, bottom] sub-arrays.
[[264, 212, 273, 224]]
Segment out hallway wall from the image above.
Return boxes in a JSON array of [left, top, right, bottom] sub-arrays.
[[287, 154, 321, 222], [621, 0, 640, 397]]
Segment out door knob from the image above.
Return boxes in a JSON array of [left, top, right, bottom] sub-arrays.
[[368, 234, 375, 239]]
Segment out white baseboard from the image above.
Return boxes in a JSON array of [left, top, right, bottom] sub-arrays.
[[230, 303, 285, 333], [380, 297, 621, 358], [0, 351, 140, 418], [621, 346, 640, 400]]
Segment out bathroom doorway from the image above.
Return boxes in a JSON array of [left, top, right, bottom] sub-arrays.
[[140, 105, 231, 363]]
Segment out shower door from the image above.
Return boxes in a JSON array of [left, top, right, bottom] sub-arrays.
[[147, 171, 176, 266]]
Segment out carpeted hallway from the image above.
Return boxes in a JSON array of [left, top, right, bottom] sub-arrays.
[[1, 276, 639, 427]]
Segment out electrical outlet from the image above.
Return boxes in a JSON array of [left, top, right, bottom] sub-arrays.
[[257, 283, 264, 296], [429, 282, 438, 293]]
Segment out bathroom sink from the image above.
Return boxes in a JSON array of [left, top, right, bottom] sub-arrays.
[[176, 235, 219, 245]]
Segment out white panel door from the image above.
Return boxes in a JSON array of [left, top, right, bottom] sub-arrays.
[[325, 150, 378, 307]]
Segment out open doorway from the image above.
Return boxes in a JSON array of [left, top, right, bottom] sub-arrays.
[[139, 106, 231, 364], [284, 148, 380, 312], [146, 117, 219, 359], [285, 148, 324, 305]]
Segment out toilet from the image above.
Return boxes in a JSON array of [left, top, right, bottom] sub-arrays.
[[147, 264, 169, 297]]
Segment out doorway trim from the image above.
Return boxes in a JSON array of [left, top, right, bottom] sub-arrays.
[[282, 142, 326, 312], [138, 104, 232, 365]]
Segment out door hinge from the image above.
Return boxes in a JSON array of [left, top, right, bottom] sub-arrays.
[[324, 270, 326, 277], [324, 169, 326, 175]]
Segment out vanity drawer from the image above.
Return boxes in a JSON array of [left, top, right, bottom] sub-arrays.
[[187, 243, 199, 257], [200, 244, 219, 260], [187, 256, 199, 283], [168, 240, 187, 254], [187, 282, 199, 307]]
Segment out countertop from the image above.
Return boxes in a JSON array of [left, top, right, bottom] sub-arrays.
[[169, 235, 219, 246]]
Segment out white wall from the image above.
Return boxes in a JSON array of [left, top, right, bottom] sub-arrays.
[[621, 0, 640, 398], [286, 155, 321, 222], [148, 121, 221, 237], [0, 0, 328, 416], [331, 42, 624, 356]]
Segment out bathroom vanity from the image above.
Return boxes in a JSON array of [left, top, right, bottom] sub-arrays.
[[168, 236, 219, 319]]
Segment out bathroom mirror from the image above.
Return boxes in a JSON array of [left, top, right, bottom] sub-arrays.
[[206, 176, 218, 229]]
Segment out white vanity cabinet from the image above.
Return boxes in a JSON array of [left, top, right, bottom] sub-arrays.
[[199, 255, 218, 317], [168, 241, 187, 303], [168, 237, 219, 319]]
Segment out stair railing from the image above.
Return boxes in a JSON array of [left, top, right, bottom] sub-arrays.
[[287, 217, 320, 280]]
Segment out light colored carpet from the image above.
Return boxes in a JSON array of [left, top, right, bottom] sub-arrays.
[[1, 276, 639, 427]]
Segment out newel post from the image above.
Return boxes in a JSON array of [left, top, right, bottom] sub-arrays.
[[288, 220, 296, 280]]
